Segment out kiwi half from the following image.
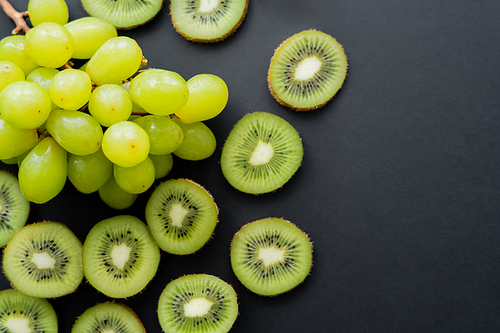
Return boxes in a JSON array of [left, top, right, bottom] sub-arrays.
[[82, 215, 160, 298], [158, 274, 238, 333], [2, 221, 84, 298], [145, 179, 218, 255], [220, 112, 303, 194], [81, 0, 165, 29], [0, 171, 30, 247], [72, 302, 146, 333], [268, 29, 348, 111], [0, 289, 58, 333], [230, 217, 313, 296], [170, 0, 249, 42]]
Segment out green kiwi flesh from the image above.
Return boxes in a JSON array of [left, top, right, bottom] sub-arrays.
[[0, 289, 58, 333], [230, 217, 312, 296], [145, 179, 218, 255], [2, 221, 84, 298], [268, 29, 348, 111], [220, 112, 303, 194], [158, 274, 238, 333], [72, 302, 146, 333], [82, 215, 160, 298], [81, 0, 165, 29], [0, 171, 30, 247], [170, 0, 249, 42]]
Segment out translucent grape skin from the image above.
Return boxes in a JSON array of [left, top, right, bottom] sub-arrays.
[[0, 116, 39, 160], [67, 148, 113, 194], [28, 0, 69, 26], [88, 84, 133, 127], [175, 74, 229, 124], [0, 35, 40, 75], [19, 137, 67, 204], [24, 22, 74, 68], [114, 156, 155, 194], [149, 153, 173, 179], [172, 118, 217, 161], [65, 17, 117, 59], [49, 69, 92, 110], [0, 61, 25, 93], [133, 115, 184, 155], [101, 121, 150, 167], [26, 67, 59, 91], [98, 175, 137, 210]]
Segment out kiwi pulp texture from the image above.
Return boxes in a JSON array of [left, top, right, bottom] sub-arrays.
[[72, 302, 146, 333], [0, 171, 30, 247]]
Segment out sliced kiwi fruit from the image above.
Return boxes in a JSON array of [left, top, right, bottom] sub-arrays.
[[82, 215, 160, 298], [220, 112, 303, 194], [0, 171, 30, 248], [268, 29, 348, 111], [72, 302, 146, 333], [145, 179, 218, 255], [2, 221, 84, 298], [158, 274, 238, 333], [230, 217, 313, 296], [170, 0, 249, 42], [81, 0, 165, 29], [0, 289, 58, 333]]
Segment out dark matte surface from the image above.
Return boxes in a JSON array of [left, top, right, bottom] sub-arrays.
[[1, 0, 500, 332]]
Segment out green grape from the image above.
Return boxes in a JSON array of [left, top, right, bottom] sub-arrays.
[[129, 69, 189, 116], [49, 69, 92, 110], [26, 67, 59, 91], [24, 22, 74, 68], [45, 109, 103, 156], [88, 84, 132, 127], [98, 175, 137, 210], [113, 156, 155, 194], [17, 150, 31, 167], [0, 61, 25, 93], [19, 137, 67, 204], [28, 0, 69, 26], [149, 153, 173, 179], [67, 148, 113, 194], [0, 156, 18, 164], [86, 37, 143, 85], [0, 35, 39, 75], [121, 81, 145, 113], [175, 74, 229, 124], [65, 17, 117, 59], [0, 116, 39, 159], [101, 121, 150, 167], [172, 118, 216, 161], [0, 81, 52, 129], [133, 115, 184, 155]]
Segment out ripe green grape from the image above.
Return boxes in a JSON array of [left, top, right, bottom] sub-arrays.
[[26, 67, 59, 91], [88, 84, 133, 127], [0, 61, 25, 93], [101, 121, 150, 167], [19, 137, 67, 204], [65, 17, 117, 59], [0, 81, 52, 129], [86, 37, 143, 85], [24, 22, 74, 68], [67, 148, 113, 194], [114, 156, 155, 194], [0, 116, 39, 159], [98, 175, 137, 210], [149, 153, 173, 179], [175, 74, 229, 124], [46, 109, 103, 156], [133, 115, 184, 155], [0, 35, 40, 75], [49, 69, 92, 110], [172, 118, 216, 161], [28, 0, 69, 26], [129, 69, 189, 116]]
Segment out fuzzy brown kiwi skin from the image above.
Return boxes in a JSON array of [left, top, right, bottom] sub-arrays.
[[170, 0, 249, 43]]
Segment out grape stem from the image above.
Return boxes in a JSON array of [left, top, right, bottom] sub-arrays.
[[0, 0, 30, 34]]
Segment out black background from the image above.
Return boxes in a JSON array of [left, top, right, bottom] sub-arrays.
[[1, 0, 500, 332]]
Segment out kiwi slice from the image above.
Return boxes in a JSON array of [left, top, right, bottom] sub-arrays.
[[0, 171, 30, 247], [145, 179, 218, 255], [82, 215, 160, 298], [2, 221, 84, 298], [170, 0, 249, 42], [0, 289, 58, 333], [81, 0, 165, 29], [72, 302, 146, 333], [220, 112, 303, 194], [268, 29, 348, 111], [230, 217, 312, 296], [158, 274, 238, 333]]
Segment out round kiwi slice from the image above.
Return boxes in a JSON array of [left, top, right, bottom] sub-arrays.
[[0, 289, 58, 333], [268, 29, 348, 111], [145, 179, 218, 255], [170, 0, 249, 42], [158, 274, 238, 333], [0, 171, 30, 248], [220, 112, 303, 194], [81, 0, 165, 29], [2, 221, 84, 298], [72, 302, 146, 333], [230, 217, 313, 296], [82, 215, 160, 298]]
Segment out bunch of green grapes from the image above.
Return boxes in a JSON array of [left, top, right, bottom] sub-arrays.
[[0, 1, 229, 208]]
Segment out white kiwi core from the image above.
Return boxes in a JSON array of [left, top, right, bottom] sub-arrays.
[[5, 317, 30, 333], [258, 247, 285, 266], [199, 0, 219, 12], [294, 56, 322, 80], [184, 298, 213, 317], [170, 204, 189, 227], [249, 140, 274, 165], [111, 244, 131, 270], [32, 252, 56, 269]]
